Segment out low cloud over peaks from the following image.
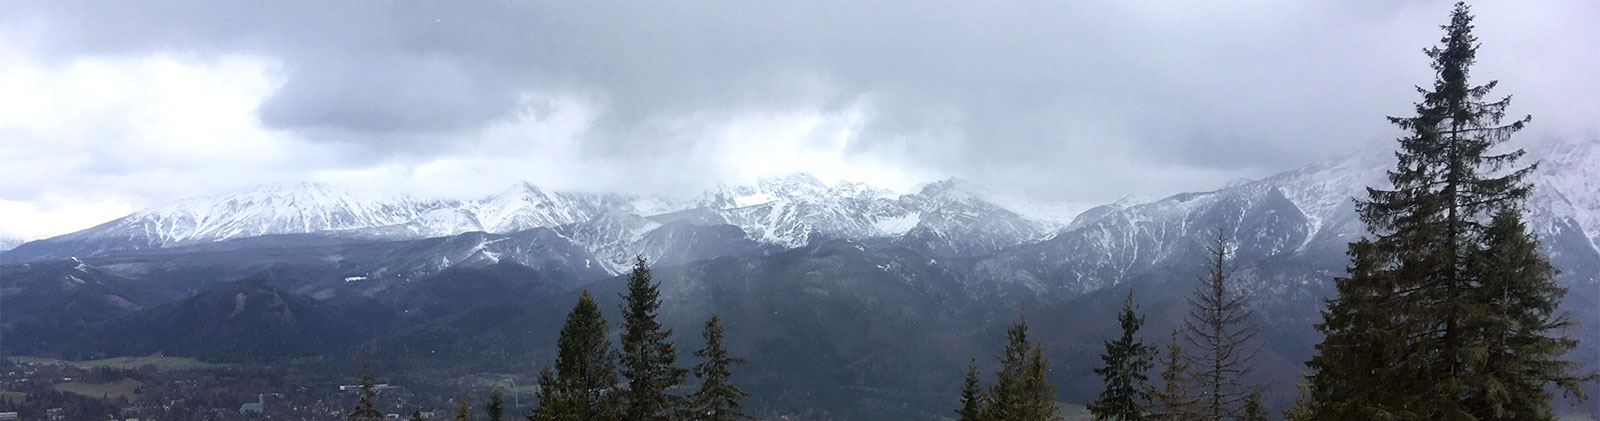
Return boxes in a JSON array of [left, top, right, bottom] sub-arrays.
[[1, 0, 1595, 239]]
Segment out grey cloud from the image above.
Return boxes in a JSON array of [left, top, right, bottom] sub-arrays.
[[6, 0, 1596, 203], [256, 55, 517, 134]]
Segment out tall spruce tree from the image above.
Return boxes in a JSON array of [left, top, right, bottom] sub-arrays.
[[1303, 2, 1589, 419], [685, 315, 751, 421], [1182, 231, 1258, 420], [984, 319, 1061, 421], [454, 390, 472, 421], [618, 257, 687, 421], [348, 364, 384, 421], [487, 388, 504, 421], [1088, 292, 1154, 420], [531, 291, 621, 421], [411, 410, 426, 421], [1147, 329, 1200, 421], [956, 360, 986, 421]]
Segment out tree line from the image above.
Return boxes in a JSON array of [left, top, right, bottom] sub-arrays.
[[985, 3, 1591, 420], [348, 257, 753, 421], [1079, 232, 1269, 421]]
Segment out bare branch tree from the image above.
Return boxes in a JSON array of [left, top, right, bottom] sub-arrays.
[[1182, 229, 1260, 421]]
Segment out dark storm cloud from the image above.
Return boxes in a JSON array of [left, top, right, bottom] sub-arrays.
[[6, 0, 1596, 201], [255, 54, 518, 133]]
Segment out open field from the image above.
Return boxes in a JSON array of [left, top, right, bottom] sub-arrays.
[[10, 355, 223, 371], [1057, 402, 1090, 420], [54, 378, 144, 401], [0, 390, 27, 404]]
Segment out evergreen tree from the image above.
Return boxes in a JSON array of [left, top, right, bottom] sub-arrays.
[[1301, 238, 1423, 419], [487, 388, 504, 421], [348, 364, 384, 421], [984, 319, 1061, 421], [1465, 210, 1592, 418], [1022, 342, 1057, 421], [1281, 374, 1315, 421], [618, 257, 687, 421], [1303, 2, 1589, 419], [685, 315, 751, 421], [955, 360, 986, 421], [530, 291, 622, 421], [1088, 292, 1153, 420], [1182, 231, 1258, 420], [454, 390, 472, 421], [529, 367, 569, 421], [1147, 329, 1200, 421], [1239, 391, 1267, 421], [412, 410, 427, 421]]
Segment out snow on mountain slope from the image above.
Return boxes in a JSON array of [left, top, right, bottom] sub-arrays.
[[0, 236, 22, 252], [1256, 137, 1600, 265], [707, 174, 909, 248], [3, 173, 1082, 263], [365, 208, 486, 238], [917, 179, 1093, 230], [1526, 138, 1600, 253], [972, 138, 1600, 295], [347, 182, 653, 239], [130, 182, 454, 243], [468, 182, 637, 234], [554, 212, 663, 273], [894, 179, 1054, 256], [361, 228, 612, 283], [972, 179, 1317, 295], [4, 183, 455, 260], [700, 174, 1055, 253]]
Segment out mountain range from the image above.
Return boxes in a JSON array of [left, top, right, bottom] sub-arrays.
[[3, 172, 1065, 274], [2, 137, 1596, 417]]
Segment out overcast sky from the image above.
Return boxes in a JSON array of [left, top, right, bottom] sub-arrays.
[[1, 1, 1595, 240]]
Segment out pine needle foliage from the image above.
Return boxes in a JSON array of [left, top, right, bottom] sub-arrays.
[[956, 360, 986, 421], [1301, 2, 1591, 419], [684, 315, 752, 421], [348, 364, 384, 421], [454, 390, 471, 421], [1088, 292, 1154, 420], [618, 257, 687, 421], [983, 319, 1062, 421], [530, 291, 622, 421], [1147, 329, 1201, 421]]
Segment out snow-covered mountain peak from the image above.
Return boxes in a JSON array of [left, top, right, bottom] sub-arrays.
[[487, 181, 560, 203], [752, 173, 829, 200], [467, 182, 630, 234], [88, 181, 452, 247], [914, 178, 986, 202], [701, 173, 858, 209], [138, 182, 344, 216], [909, 178, 1092, 229], [758, 172, 826, 190], [829, 180, 897, 200], [0, 236, 22, 252]]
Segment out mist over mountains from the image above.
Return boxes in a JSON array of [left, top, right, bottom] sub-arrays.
[[3, 137, 1597, 417]]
